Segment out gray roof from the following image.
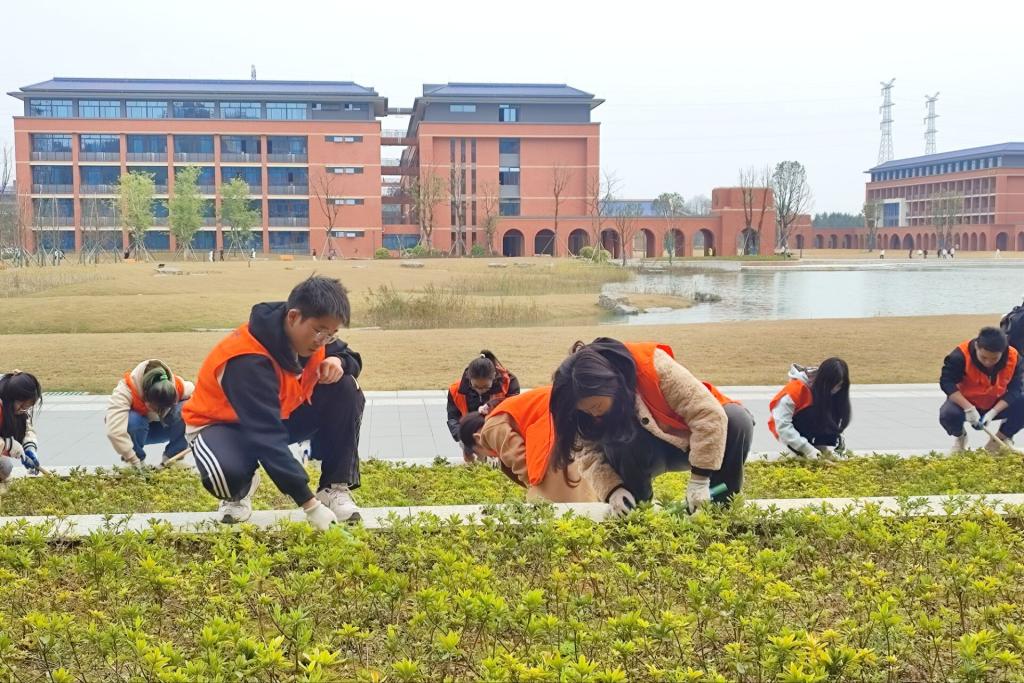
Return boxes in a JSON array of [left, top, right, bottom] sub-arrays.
[[421, 82, 596, 99], [869, 142, 1024, 171], [11, 77, 381, 98]]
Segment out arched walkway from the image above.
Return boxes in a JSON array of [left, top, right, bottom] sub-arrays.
[[737, 228, 759, 255], [902, 234, 914, 251], [890, 234, 901, 250], [996, 232, 1009, 251], [1018, 233, 1024, 251], [502, 229, 524, 257], [568, 229, 589, 255], [636, 229, 656, 258], [534, 229, 555, 256], [969, 233, 978, 251], [666, 229, 685, 257], [842, 234, 853, 249], [601, 229, 621, 260], [796, 234, 805, 250], [979, 233, 988, 251], [814, 235, 824, 249], [693, 228, 715, 257], [828, 235, 838, 249]]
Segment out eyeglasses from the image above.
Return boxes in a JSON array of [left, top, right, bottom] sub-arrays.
[[312, 327, 340, 344]]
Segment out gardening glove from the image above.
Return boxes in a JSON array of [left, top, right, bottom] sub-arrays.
[[121, 451, 145, 469], [606, 486, 636, 516], [21, 448, 40, 475], [478, 404, 491, 416], [981, 410, 1002, 428], [798, 442, 820, 459], [3, 438, 24, 460], [686, 477, 712, 514], [304, 501, 338, 530], [963, 406, 983, 430]]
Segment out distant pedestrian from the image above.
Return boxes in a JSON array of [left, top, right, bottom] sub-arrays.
[[208, 250, 214, 262], [879, 249, 885, 259], [923, 249, 928, 259], [219, 249, 225, 262]]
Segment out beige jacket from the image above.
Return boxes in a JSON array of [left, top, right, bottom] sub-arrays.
[[575, 348, 728, 501], [478, 413, 598, 503], [105, 359, 194, 461]]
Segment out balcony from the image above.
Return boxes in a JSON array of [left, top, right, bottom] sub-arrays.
[[381, 158, 418, 176], [85, 217, 119, 227], [35, 216, 76, 227], [173, 152, 214, 163], [32, 184, 73, 194], [80, 184, 117, 194], [80, 152, 120, 162], [268, 216, 308, 227], [127, 152, 167, 163], [31, 151, 72, 161], [268, 152, 308, 163], [268, 184, 308, 195], [221, 152, 261, 163]]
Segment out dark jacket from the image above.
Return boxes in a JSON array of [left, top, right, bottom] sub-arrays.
[[940, 340, 1023, 406], [445, 370, 521, 440], [220, 302, 362, 504]]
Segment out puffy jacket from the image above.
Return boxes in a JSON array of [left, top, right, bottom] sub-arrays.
[[105, 359, 194, 462]]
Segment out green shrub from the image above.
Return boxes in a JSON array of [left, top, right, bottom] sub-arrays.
[[579, 245, 612, 263], [373, 247, 391, 259], [469, 244, 487, 258]]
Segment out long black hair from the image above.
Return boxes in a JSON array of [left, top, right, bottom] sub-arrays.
[[467, 350, 503, 382], [142, 366, 178, 412], [549, 339, 637, 471], [457, 412, 486, 457], [0, 372, 43, 442], [808, 358, 851, 434]]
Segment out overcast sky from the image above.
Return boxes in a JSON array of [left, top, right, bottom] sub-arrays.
[[2, 0, 1020, 212]]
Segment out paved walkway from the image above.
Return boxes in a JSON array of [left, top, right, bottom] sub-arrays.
[[26, 384, 961, 471]]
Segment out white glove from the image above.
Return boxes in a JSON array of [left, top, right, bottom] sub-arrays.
[[964, 406, 982, 429], [982, 410, 1002, 428], [3, 438, 24, 460], [607, 487, 636, 516], [799, 442, 820, 458], [121, 452, 145, 469], [304, 501, 338, 530], [686, 477, 712, 514], [478, 404, 491, 415]]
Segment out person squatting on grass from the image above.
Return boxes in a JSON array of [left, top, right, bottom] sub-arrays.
[[548, 338, 754, 516], [446, 350, 520, 456], [106, 360, 193, 468], [0, 371, 44, 482], [940, 325, 1024, 453], [182, 275, 365, 529], [458, 385, 598, 502], [768, 358, 852, 461]]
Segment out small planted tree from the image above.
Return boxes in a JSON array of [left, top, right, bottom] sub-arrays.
[[930, 191, 963, 252], [612, 201, 642, 267], [771, 160, 813, 250], [169, 166, 203, 260], [653, 191, 686, 265], [116, 170, 155, 260], [409, 171, 447, 252], [480, 181, 501, 256], [550, 162, 573, 257], [220, 177, 261, 256]]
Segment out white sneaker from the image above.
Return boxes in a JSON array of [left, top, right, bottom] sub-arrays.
[[315, 483, 360, 522], [218, 470, 260, 524], [952, 432, 969, 454]]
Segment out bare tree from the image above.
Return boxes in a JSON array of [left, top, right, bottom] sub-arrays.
[[739, 165, 772, 255], [930, 191, 963, 252], [0, 145, 16, 265], [409, 170, 446, 251], [480, 181, 501, 256], [771, 161, 813, 250], [862, 200, 882, 252], [586, 170, 619, 259], [685, 194, 711, 216], [448, 162, 468, 256], [312, 172, 343, 258], [611, 201, 642, 267], [33, 196, 65, 265], [550, 162, 573, 257], [653, 191, 686, 264]]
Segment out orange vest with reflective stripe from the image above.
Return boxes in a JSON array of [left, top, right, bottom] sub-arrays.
[[767, 379, 814, 439], [488, 385, 554, 486], [449, 369, 512, 417], [957, 340, 1019, 410], [124, 371, 186, 417], [182, 323, 326, 427], [623, 341, 734, 433]]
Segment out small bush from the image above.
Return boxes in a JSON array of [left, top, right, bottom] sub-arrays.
[[362, 283, 543, 329], [469, 244, 487, 258], [373, 247, 391, 260], [404, 244, 444, 258], [579, 245, 612, 263]]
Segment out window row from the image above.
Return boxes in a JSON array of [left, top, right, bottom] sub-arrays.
[[28, 99, 370, 120], [31, 134, 310, 157]]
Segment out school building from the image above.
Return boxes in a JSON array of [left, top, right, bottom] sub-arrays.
[[9, 77, 774, 257]]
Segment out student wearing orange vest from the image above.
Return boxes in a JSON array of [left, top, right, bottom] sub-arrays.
[[446, 351, 520, 450], [0, 371, 44, 482], [457, 386, 598, 502], [105, 360, 194, 468], [768, 358, 851, 460], [940, 326, 1024, 453], [182, 276, 364, 529], [549, 338, 753, 515]]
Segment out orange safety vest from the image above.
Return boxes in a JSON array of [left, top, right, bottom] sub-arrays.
[[623, 341, 734, 433], [124, 370, 186, 417], [956, 340, 1019, 410], [182, 323, 326, 427], [488, 385, 554, 486], [767, 379, 814, 439], [448, 368, 512, 417]]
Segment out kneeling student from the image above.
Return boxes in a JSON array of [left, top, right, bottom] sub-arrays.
[[106, 360, 193, 467], [768, 358, 852, 460], [0, 371, 44, 481]]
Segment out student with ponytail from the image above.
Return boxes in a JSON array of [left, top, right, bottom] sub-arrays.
[[446, 350, 521, 448], [105, 360, 194, 467], [0, 371, 44, 481]]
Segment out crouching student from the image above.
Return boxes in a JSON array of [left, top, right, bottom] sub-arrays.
[[457, 385, 597, 502], [106, 360, 193, 467], [446, 351, 520, 453], [182, 275, 365, 528], [548, 339, 753, 516], [0, 372, 44, 481], [768, 358, 852, 460]]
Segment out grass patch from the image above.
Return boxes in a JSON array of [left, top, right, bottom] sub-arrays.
[[0, 266, 110, 298], [448, 261, 631, 296], [362, 284, 546, 329]]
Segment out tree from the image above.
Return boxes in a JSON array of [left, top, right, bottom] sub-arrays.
[[80, 197, 119, 264], [409, 171, 446, 251], [930, 191, 963, 252], [117, 170, 156, 260], [813, 211, 863, 228], [862, 201, 882, 251], [771, 161, 813, 250], [220, 177, 261, 256], [652, 191, 686, 264], [550, 163, 573, 257], [611, 201, 642, 267], [448, 163, 468, 256], [168, 166, 203, 260], [0, 145, 20, 266], [685, 194, 711, 216], [312, 172, 343, 258], [586, 170, 618, 261], [739, 165, 772, 255], [480, 181, 500, 256]]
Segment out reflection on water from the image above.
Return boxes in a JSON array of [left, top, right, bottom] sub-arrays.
[[607, 266, 1024, 324]]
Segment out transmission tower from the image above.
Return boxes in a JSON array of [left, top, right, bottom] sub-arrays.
[[250, 64, 257, 80], [878, 79, 895, 164], [924, 92, 939, 155]]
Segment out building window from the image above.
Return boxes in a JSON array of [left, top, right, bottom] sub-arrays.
[[176, 166, 215, 187], [221, 167, 263, 190], [132, 166, 168, 186], [221, 102, 261, 119], [173, 101, 214, 118], [344, 103, 362, 111], [79, 100, 120, 118], [28, 99, 72, 117], [173, 135, 214, 155], [267, 102, 307, 120], [268, 199, 310, 218], [329, 166, 362, 174], [498, 104, 520, 122], [499, 167, 520, 186], [268, 167, 308, 187], [499, 138, 520, 155], [269, 231, 310, 254], [326, 135, 362, 143], [79, 166, 121, 186], [31, 165, 74, 187], [126, 100, 168, 119], [449, 104, 477, 113], [126, 135, 166, 154], [267, 136, 308, 155], [80, 135, 120, 153], [331, 198, 364, 206], [31, 134, 72, 153], [499, 199, 520, 216], [221, 136, 261, 156], [33, 198, 75, 218]]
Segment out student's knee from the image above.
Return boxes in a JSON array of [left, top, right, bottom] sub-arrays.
[[126, 411, 150, 435], [318, 374, 365, 412], [724, 403, 755, 443], [0, 457, 13, 482], [939, 400, 965, 434], [191, 430, 256, 501]]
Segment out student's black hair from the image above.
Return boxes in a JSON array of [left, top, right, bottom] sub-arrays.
[[549, 340, 636, 471], [458, 411, 486, 457], [808, 357, 852, 435], [0, 372, 43, 443], [976, 326, 1009, 354], [142, 366, 178, 412], [287, 275, 351, 326], [467, 350, 502, 381]]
